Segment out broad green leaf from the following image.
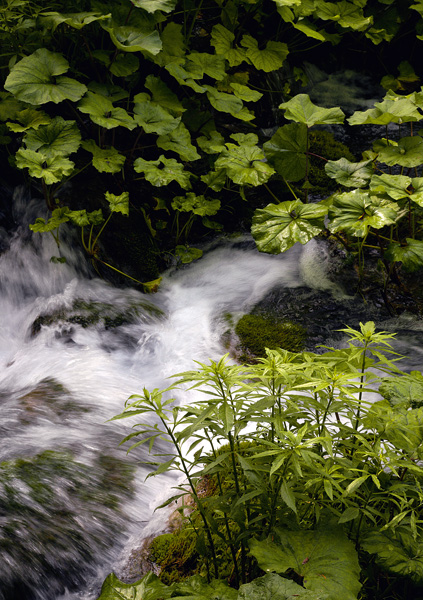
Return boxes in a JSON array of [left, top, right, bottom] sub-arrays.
[[349, 92, 422, 125], [187, 53, 226, 81], [171, 575, 238, 600], [249, 526, 361, 600], [252, 200, 327, 254], [166, 62, 206, 94], [362, 527, 423, 583], [78, 92, 136, 130], [204, 85, 254, 121], [171, 193, 220, 216], [201, 169, 227, 191], [6, 108, 50, 132], [197, 130, 226, 154], [325, 158, 373, 188], [15, 148, 74, 184], [240, 36, 289, 72], [101, 20, 162, 55], [131, 0, 177, 13], [210, 24, 247, 67], [293, 20, 330, 42], [144, 75, 185, 117], [24, 117, 81, 158], [157, 123, 201, 161], [215, 142, 275, 186], [133, 97, 181, 134], [315, 1, 372, 30], [0, 92, 24, 122], [374, 136, 423, 168], [81, 140, 126, 173], [328, 190, 397, 237], [175, 245, 203, 264], [88, 82, 129, 102], [263, 123, 307, 181], [279, 94, 344, 127], [380, 371, 423, 408], [238, 573, 322, 600], [109, 53, 139, 77], [371, 174, 423, 206], [29, 207, 70, 233], [68, 209, 104, 227], [105, 191, 129, 216], [96, 571, 172, 600], [385, 406, 423, 455], [134, 155, 192, 189], [39, 11, 111, 31], [385, 239, 423, 271], [4, 48, 87, 105], [153, 22, 185, 67], [229, 83, 262, 102]]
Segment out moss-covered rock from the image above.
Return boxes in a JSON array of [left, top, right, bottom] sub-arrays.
[[235, 314, 306, 361]]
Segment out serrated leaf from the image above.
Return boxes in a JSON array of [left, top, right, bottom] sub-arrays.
[[240, 36, 289, 72], [215, 143, 274, 186], [81, 140, 126, 173], [238, 573, 322, 600], [197, 130, 226, 154], [379, 371, 423, 408], [175, 245, 203, 264], [29, 207, 70, 233], [279, 94, 345, 127], [133, 98, 181, 134], [105, 191, 129, 216], [24, 117, 81, 158], [96, 571, 172, 600], [252, 200, 327, 253], [78, 92, 136, 130], [15, 148, 74, 184], [131, 0, 177, 13], [325, 158, 373, 188], [187, 52, 226, 80], [4, 48, 87, 105], [171, 193, 220, 216], [6, 108, 50, 133], [328, 189, 397, 237], [349, 92, 422, 125], [157, 122, 200, 161], [374, 136, 423, 168], [263, 123, 307, 181], [134, 155, 192, 189], [210, 24, 247, 67], [249, 526, 361, 600], [315, 0, 372, 29], [201, 169, 227, 191]]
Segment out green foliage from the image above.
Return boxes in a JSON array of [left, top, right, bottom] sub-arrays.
[[235, 314, 306, 359]]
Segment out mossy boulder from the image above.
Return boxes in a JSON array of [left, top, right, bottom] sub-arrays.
[[149, 529, 198, 585], [235, 314, 306, 361]]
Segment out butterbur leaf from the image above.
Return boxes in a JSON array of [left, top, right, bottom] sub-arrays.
[[39, 11, 111, 31], [211, 24, 247, 67], [5, 48, 87, 105], [157, 123, 200, 161], [328, 190, 397, 237], [374, 136, 423, 167], [197, 130, 225, 154], [78, 92, 136, 130], [166, 62, 206, 94], [134, 155, 192, 189], [153, 22, 185, 67], [24, 117, 81, 158], [30, 207, 70, 233], [252, 200, 327, 254], [105, 191, 129, 216], [16, 148, 74, 184], [133, 99, 181, 134], [144, 75, 185, 117], [101, 20, 162, 55], [131, 0, 177, 13], [81, 140, 126, 173], [6, 109, 50, 133], [263, 123, 307, 181], [280, 94, 344, 127], [215, 143, 275, 186], [96, 571, 172, 600], [240, 36, 289, 72], [0, 92, 24, 121], [229, 83, 262, 102], [380, 371, 423, 408], [201, 169, 227, 191], [204, 86, 254, 121], [171, 193, 220, 216], [187, 53, 226, 80], [362, 526, 423, 583], [238, 573, 323, 599], [325, 158, 373, 188], [88, 82, 129, 102], [67, 210, 91, 227], [249, 526, 361, 600], [349, 92, 422, 125], [109, 53, 139, 77], [175, 245, 203, 264], [171, 575, 237, 599], [371, 174, 423, 206], [315, 1, 372, 29]]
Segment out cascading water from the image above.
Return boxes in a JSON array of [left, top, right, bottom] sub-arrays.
[[1, 189, 422, 600]]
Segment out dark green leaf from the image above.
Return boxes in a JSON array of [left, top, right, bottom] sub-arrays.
[[328, 190, 397, 237], [24, 117, 81, 158], [325, 158, 373, 188], [175, 245, 203, 264], [238, 573, 323, 600], [263, 123, 307, 181]]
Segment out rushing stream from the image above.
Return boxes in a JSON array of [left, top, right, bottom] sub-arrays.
[[1, 189, 422, 600]]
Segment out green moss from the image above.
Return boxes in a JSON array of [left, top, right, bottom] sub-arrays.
[[305, 130, 355, 196], [149, 528, 198, 585], [235, 314, 306, 360]]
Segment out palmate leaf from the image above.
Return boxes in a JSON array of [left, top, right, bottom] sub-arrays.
[[101, 20, 162, 55], [30, 207, 70, 233], [170, 575, 238, 599], [197, 130, 226, 154], [6, 108, 50, 132], [24, 117, 81, 158], [328, 190, 398, 237], [263, 123, 307, 181], [385, 239, 423, 272], [157, 122, 200, 161], [15, 148, 74, 184], [187, 53, 226, 81], [325, 158, 373, 188], [96, 571, 171, 600], [373, 136, 423, 168], [166, 62, 206, 94], [315, 0, 372, 30], [171, 193, 220, 216], [81, 139, 126, 173], [349, 92, 422, 125], [215, 142, 275, 186], [380, 371, 423, 408], [279, 94, 344, 127], [78, 92, 136, 130], [204, 86, 254, 121], [240, 36, 289, 72], [67, 209, 104, 227], [252, 200, 327, 254], [144, 75, 185, 117], [362, 526, 423, 583], [131, 0, 177, 13], [105, 191, 129, 216], [4, 48, 87, 105], [370, 174, 423, 205], [238, 573, 324, 600], [175, 245, 203, 264], [133, 95, 181, 134], [210, 24, 247, 67], [249, 526, 361, 600], [134, 155, 192, 189]]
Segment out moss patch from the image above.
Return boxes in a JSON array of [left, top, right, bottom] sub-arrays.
[[235, 314, 306, 360], [306, 130, 355, 197]]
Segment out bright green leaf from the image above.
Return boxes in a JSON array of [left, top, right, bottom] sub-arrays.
[[131, 0, 177, 13], [78, 92, 136, 130], [172, 193, 220, 216], [15, 148, 74, 184], [101, 20, 162, 55], [133, 98, 181, 134], [144, 75, 185, 117], [215, 142, 275, 186], [157, 122, 201, 161], [238, 573, 322, 600], [325, 158, 373, 188], [279, 94, 344, 127], [134, 155, 192, 189], [105, 191, 129, 216], [374, 136, 423, 168], [204, 85, 254, 121], [6, 108, 50, 133], [175, 245, 203, 264], [39, 11, 111, 31], [81, 139, 126, 173], [380, 371, 423, 408], [24, 117, 81, 158], [240, 36, 289, 72], [210, 24, 247, 67], [29, 207, 70, 232]]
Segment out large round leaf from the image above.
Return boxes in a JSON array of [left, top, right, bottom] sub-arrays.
[[385, 238, 423, 271], [157, 122, 200, 161], [263, 123, 307, 182], [16, 148, 74, 184], [252, 200, 327, 254], [81, 140, 126, 173], [171, 193, 220, 216], [24, 117, 81, 158], [325, 158, 373, 188], [328, 190, 398, 237], [6, 108, 51, 133], [215, 143, 275, 186], [374, 136, 423, 167], [78, 92, 136, 130], [101, 20, 162, 55], [133, 96, 181, 134], [349, 91, 423, 125], [5, 49, 87, 105], [370, 174, 423, 206], [238, 573, 322, 599], [279, 94, 344, 127], [134, 155, 192, 189]]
